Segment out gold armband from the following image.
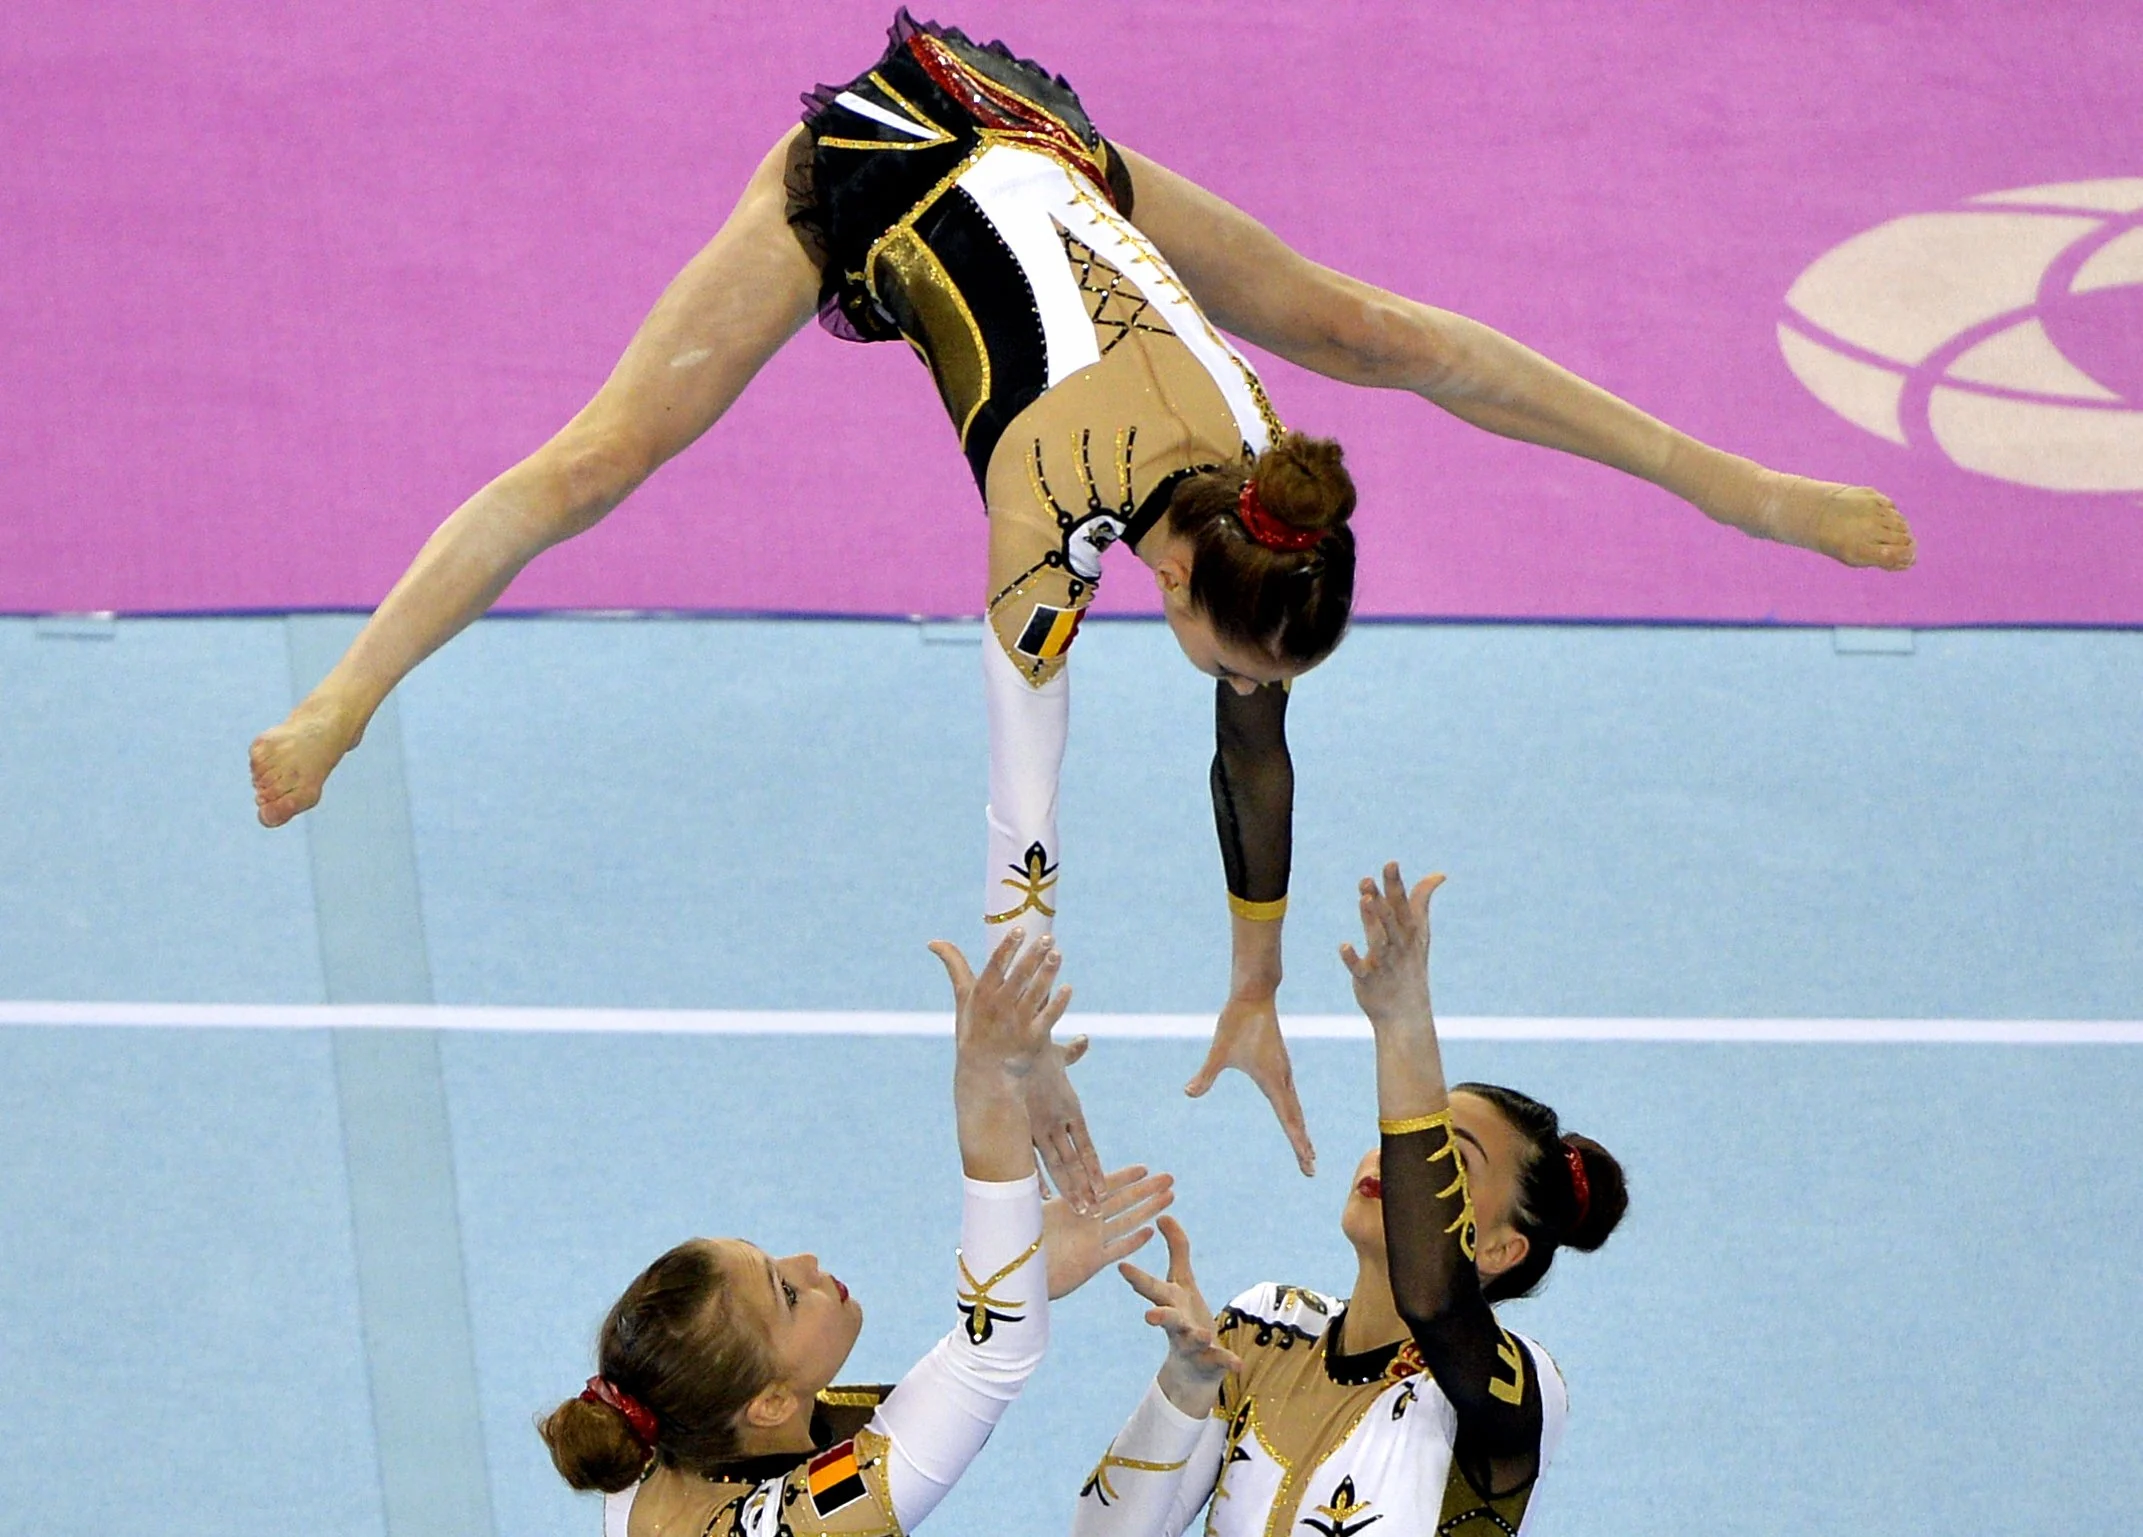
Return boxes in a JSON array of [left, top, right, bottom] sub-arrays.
[[1228, 893, 1288, 922], [1378, 1109, 1454, 1136]]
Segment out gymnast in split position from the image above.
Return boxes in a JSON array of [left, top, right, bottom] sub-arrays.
[[542, 928, 1174, 1537], [251, 13, 1914, 1188], [1072, 863, 1625, 1537]]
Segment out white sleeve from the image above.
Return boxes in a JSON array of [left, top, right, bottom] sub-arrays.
[[1071, 1379, 1225, 1537], [871, 1173, 1048, 1530], [982, 637, 1069, 938]]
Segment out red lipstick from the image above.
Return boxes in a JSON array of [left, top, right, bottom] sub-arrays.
[[834, 1276, 849, 1303], [1356, 1175, 1382, 1201]]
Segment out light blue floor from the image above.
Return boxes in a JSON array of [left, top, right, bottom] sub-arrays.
[[5, 615, 2133, 1013], [1, 615, 2139, 1537]]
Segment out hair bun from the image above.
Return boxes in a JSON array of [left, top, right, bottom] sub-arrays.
[[1558, 1135, 1627, 1252], [539, 1395, 652, 1494], [1250, 431, 1356, 537]]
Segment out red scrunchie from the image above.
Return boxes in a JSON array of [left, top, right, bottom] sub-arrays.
[[582, 1376, 659, 1447], [1235, 479, 1324, 553], [1562, 1141, 1591, 1232]]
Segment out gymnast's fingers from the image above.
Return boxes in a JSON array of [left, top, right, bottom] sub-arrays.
[[1035, 983, 1074, 1039], [1101, 1225, 1157, 1265], [928, 940, 975, 1001], [1118, 1261, 1175, 1308]]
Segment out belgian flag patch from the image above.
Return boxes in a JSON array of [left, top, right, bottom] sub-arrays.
[[1014, 604, 1084, 660], [806, 1440, 869, 1518]]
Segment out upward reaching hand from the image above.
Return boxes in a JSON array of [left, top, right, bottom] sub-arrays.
[[1339, 862, 1446, 1032], [931, 929, 1102, 1204]]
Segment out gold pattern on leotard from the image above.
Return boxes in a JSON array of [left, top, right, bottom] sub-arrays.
[[954, 1233, 1044, 1344], [984, 840, 1059, 925], [873, 224, 993, 443], [861, 143, 991, 311], [1433, 1435, 1535, 1537], [904, 32, 1113, 196], [1301, 1475, 1382, 1537], [1211, 1397, 1257, 1505], [813, 70, 957, 152], [1078, 1449, 1190, 1506], [1376, 1111, 1448, 1134], [1386, 1109, 1479, 1262], [1488, 1331, 1527, 1407], [1385, 1338, 1426, 1385], [1061, 181, 1287, 446], [1056, 224, 1176, 354]]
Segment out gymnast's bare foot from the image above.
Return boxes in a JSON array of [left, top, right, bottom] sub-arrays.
[[1778, 475, 1917, 571], [250, 694, 364, 827], [1746, 470, 1917, 572]]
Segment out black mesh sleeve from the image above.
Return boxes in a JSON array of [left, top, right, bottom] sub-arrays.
[[1210, 681, 1292, 910], [1380, 1113, 1544, 1500]]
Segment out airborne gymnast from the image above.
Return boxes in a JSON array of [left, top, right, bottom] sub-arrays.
[[250, 13, 1915, 1189]]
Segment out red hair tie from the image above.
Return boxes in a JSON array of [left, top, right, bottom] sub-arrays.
[[1562, 1142, 1591, 1232], [582, 1376, 660, 1447], [1235, 479, 1323, 553]]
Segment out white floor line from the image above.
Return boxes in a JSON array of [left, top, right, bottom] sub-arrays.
[[1, 1001, 2139, 1043]]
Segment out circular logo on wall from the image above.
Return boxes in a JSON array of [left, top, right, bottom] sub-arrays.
[[1778, 178, 2143, 492]]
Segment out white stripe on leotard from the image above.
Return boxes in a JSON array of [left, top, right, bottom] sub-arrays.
[[955, 146, 1104, 387], [833, 89, 942, 140], [953, 144, 1272, 454]]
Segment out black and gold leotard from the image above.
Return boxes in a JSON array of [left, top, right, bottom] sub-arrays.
[[792, 13, 1296, 928], [1072, 1112, 1570, 1537]]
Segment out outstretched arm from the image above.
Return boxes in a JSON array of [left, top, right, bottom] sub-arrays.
[[1072, 1216, 1237, 1537], [1116, 146, 1914, 573], [1344, 863, 1544, 1501], [845, 929, 1069, 1530], [1185, 680, 1316, 1177], [250, 128, 823, 826]]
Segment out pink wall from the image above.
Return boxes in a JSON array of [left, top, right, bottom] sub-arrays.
[[5, 1, 2137, 622]]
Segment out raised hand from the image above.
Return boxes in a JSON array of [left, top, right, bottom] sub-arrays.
[[1119, 1216, 1241, 1417], [1186, 992, 1316, 1177], [931, 927, 1071, 1077], [1043, 1164, 1175, 1300], [931, 929, 1101, 1200], [1023, 1035, 1107, 1214], [1338, 861, 1446, 1031], [250, 694, 364, 827]]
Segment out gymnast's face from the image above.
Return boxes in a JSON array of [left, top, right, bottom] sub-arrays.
[[1340, 1091, 1532, 1283], [1161, 598, 1305, 695], [711, 1239, 864, 1400]]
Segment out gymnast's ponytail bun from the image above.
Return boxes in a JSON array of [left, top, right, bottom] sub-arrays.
[[540, 1394, 654, 1494], [1164, 431, 1358, 668], [537, 1240, 777, 1490], [1248, 431, 1357, 540], [1453, 1082, 1629, 1302], [1557, 1134, 1628, 1254]]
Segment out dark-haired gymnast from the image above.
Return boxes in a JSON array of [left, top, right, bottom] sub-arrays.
[[1074, 862, 1626, 1537], [250, 14, 1913, 1191]]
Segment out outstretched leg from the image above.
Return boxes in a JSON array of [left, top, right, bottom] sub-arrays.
[[251, 128, 823, 826], [1665, 445, 1915, 570], [1113, 145, 1914, 573]]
